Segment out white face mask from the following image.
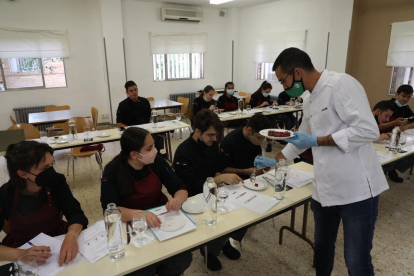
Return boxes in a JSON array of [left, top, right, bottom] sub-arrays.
[[137, 147, 158, 164], [227, 89, 235, 95]]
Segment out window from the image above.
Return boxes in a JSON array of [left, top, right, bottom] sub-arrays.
[[153, 53, 204, 81], [389, 67, 414, 95], [0, 57, 67, 90], [256, 62, 278, 81]]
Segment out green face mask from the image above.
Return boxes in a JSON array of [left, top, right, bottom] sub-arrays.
[[285, 77, 305, 97]]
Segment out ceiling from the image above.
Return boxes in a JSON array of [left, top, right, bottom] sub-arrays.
[[138, 0, 280, 9]]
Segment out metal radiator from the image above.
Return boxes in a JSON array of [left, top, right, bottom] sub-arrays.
[[13, 105, 55, 131], [169, 92, 197, 113]]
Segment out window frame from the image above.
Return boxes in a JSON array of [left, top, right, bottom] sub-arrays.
[[255, 62, 278, 82], [0, 57, 68, 91], [152, 53, 204, 82]]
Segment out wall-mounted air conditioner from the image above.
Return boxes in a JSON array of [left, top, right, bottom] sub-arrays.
[[161, 7, 203, 22]]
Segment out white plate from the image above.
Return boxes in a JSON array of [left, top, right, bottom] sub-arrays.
[[243, 180, 268, 191], [259, 129, 294, 140], [160, 216, 186, 232], [56, 140, 69, 144], [182, 199, 204, 214], [98, 132, 111, 137], [228, 112, 237, 115]]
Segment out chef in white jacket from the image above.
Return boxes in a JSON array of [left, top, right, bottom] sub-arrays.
[[255, 48, 388, 276]]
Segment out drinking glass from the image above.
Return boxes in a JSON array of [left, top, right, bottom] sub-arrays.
[[289, 98, 295, 109], [398, 136, 406, 153], [39, 131, 47, 143], [17, 255, 39, 276], [151, 110, 158, 129], [246, 105, 251, 115], [272, 102, 277, 109], [132, 212, 149, 248], [274, 170, 285, 200], [217, 185, 230, 213], [176, 113, 182, 125], [83, 126, 90, 140]]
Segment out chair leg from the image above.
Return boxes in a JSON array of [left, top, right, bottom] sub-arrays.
[[67, 155, 70, 176], [72, 156, 75, 185], [180, 128, 182, 139]]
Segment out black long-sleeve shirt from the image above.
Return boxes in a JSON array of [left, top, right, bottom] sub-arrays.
[[116, 97, 151, 126], [100, 156, 186, 210], [0, 174, 88, 232], [250, 91, 273, 108], [173, 136, 226, 197], [193, 97, 215, 118], [277, 91, 303, 105], [217, 94, 238, 111]]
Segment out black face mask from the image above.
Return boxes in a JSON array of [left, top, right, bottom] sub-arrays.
[[26, 166, 60, 187]]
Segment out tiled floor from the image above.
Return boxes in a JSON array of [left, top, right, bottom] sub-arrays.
[[1, 126, 414, 275]]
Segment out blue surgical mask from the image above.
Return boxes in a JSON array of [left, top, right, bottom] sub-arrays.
[[203, 97, 209, 102], [396, 99, 407, 107], [262, 92, 269, 97], [227, 89, 235, 95]]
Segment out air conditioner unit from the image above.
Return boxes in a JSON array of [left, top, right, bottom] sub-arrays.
[[161, 7, 203, 22]]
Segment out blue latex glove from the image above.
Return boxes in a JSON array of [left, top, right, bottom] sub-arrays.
[[254, 156, 277, 169], [285, 131, 318, 150]]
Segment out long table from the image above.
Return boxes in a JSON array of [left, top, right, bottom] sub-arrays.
[[28, 109, 91, 126], [57, 162, 314, 276]]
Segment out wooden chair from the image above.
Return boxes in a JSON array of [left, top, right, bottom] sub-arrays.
[[10, 116, 17, 125], [91, 107, 98, 130], [7, 124, 40, 139], [62, 117, 103, 184], [44, 105, 71, 132], [174, 97, 191, 138], [146, 97, 154, 101], [239, 92, 252, 108]]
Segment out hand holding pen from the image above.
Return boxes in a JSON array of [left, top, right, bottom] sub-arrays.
[[23, 242, 52, 265]]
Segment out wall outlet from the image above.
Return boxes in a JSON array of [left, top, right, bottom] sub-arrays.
[[101, 113, 109, 118]]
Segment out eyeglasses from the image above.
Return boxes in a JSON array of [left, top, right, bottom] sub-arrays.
[[204, 132, 220, 139], [279, 69, 294, 85]]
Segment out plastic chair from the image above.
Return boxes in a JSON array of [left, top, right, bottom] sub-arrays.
[[44, 105, 71, 132], [7, 124, 40, 139], [62, 117, 103, 184], [146, 97, 154, 101], [10, 116, 17, 125], [91, 107, 98, 129]]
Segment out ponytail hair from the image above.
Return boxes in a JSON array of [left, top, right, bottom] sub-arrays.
[[254, 81, 272, 94]]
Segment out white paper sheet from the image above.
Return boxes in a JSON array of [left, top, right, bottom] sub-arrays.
[[227, 187, 279, 215], [19, 233, 86, 276], [376, 151, 396, 163], [149, 207, 197, 242], [196, 192, 243, 215], [218, 113, 234, 118], [77, 221, 109, 264]]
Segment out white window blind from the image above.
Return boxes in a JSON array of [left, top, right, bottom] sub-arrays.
[[254, 30, 307, 63], [0, 27, 69, 58], [150, 32, 207, 54], [386, 20, 414, 67]]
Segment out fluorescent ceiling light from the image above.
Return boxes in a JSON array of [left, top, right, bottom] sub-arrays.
[[210, 0, 233, 5]]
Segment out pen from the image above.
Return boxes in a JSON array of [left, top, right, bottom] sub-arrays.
[[28, 241, 48, 253], [236, 192, 246, 200]]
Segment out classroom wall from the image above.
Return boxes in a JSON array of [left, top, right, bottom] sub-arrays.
[[237, 0, 353, 96], [0, 0, 110, 130], [346, 0, 414, 109]]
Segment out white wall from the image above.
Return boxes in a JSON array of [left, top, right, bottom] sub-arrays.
[[237, 0, 353, 96], [0, 0, 109, 130], [120, 0, 235, 109]]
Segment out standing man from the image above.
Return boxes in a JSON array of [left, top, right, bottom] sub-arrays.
[[116, 81, 164, 152], [255, 48, 388, 275]]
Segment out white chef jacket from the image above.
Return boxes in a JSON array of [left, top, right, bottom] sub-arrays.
[[282, 70, 389, 207]]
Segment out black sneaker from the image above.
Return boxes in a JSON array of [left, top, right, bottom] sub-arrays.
[[222, 241, 241, 260], [266, 143, 272, 152], [200, 248, 222, 271], [388, 170, 403, 183]]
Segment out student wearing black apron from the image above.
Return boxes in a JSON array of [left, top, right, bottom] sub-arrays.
[[192, 85, 217, 121], [101, 127, 191, 276], [0, 141, 88, 266], [217, 81, 246, 128]]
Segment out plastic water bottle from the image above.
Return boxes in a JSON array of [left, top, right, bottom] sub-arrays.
[[274, 159, 286, 200], [104, 203, 125, 260], [151, 110, 158, 129], [389, 126, 400, 153], [68, 118, 77, 143], [238, 98, 244, 115], [203, 177, 218, 225]]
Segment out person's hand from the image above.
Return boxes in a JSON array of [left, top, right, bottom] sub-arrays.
[[379, 133, 391, 141], [400, 125, 410, 132], [220, 174, 243, 185], [285, 132, 318, 150], [243, 167, 256, 175], [218, 109, 225, 112], [23, 246, 52, 265], [166, 198, 183, 212], [254, 156, 277, 169], [285, 101, 291, 105], [209, 105, 215, 111], [143, 211, 162, 228], [394, 118, 407, 126], [260, 101, 269, 107], [59, 233, 78, 267]]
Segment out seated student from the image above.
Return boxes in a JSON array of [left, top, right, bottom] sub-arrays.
[[100, 127, 191, 276], [276, 90, 299, 128], [193, 85, 216, 119], [116, 80, 164, 153], [0, 141, 88, 266], [384, 84, 414, 132], [217, 81, 246, 128], [277, 90, 303, 106], [221, 114, 272, 178], [174, 109, 244, 271]]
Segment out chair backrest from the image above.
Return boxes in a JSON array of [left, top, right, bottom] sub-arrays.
[[62, 117, 95, 134], [239, 92, 251, 105], [10, 116, 17, 125], [177, 97, 190, 116], [146, 97, 154, 101], [44, 105, 70, 112], [7, 124, 40, 139], [91, 107, 98, 129], [187, 108, 194, 122]]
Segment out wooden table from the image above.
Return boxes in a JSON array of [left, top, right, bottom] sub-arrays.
[[55, 162, 314, 276], [28, 109, 90, 126]]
